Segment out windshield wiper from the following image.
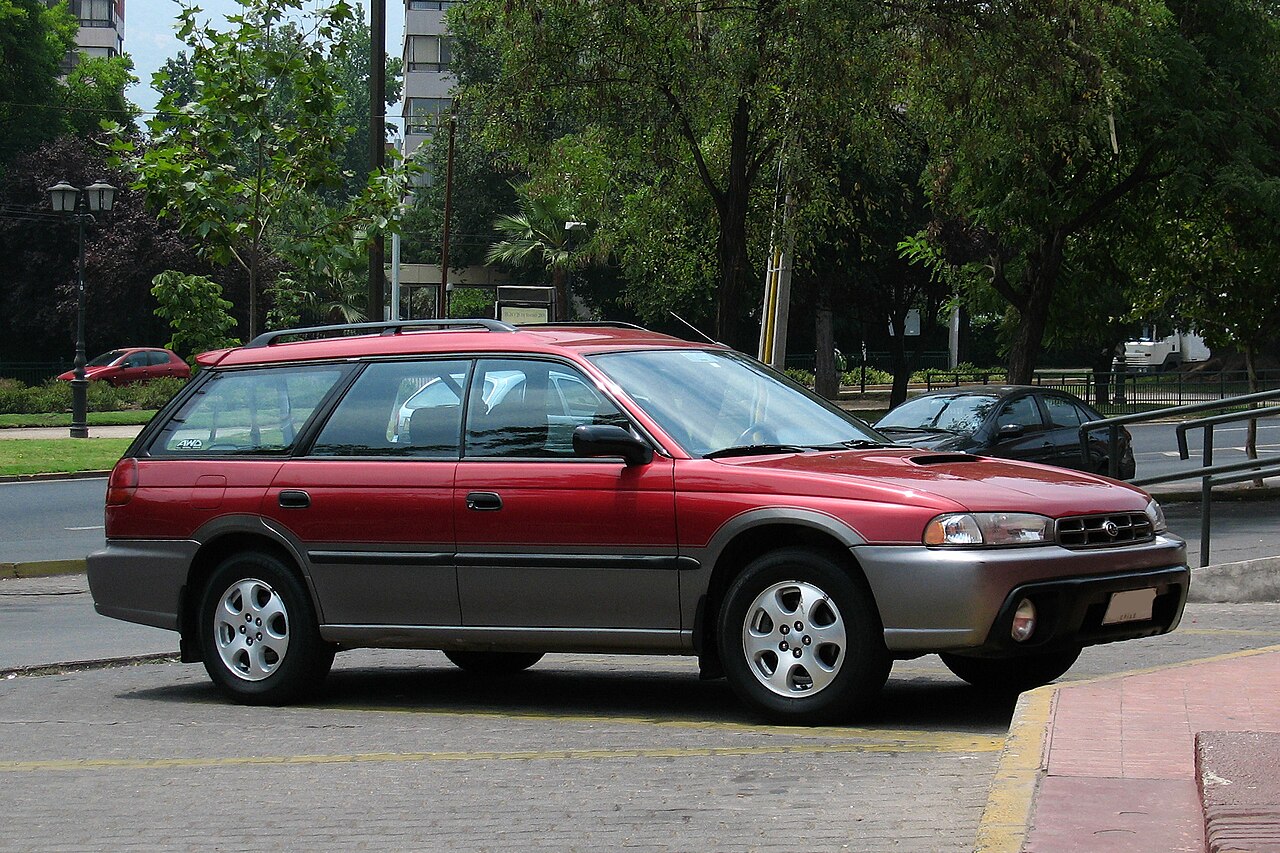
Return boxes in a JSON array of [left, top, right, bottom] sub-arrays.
[[876, 425, 958, 435], [704, 444, 809, 459], [806, 439, 898, 451]]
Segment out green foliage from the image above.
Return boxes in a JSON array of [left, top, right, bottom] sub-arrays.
[[448, 287, 496, 319], [0, 0, 76, 164], [62, 54, 138, 136], [151, 270, 241, 357], [118, 0, 418, 339]]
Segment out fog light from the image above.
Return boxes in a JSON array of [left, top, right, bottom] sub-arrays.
[[1011, 598, 1036, 643]]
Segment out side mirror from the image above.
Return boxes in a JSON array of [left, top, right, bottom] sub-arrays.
[[997, 423, 1025, 439], [572, 424, 654, 466]]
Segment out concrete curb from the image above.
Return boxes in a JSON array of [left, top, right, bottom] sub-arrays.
[[2, 559, 88, 579], [1190, 557, 1280, 604], [0, 470, 111, 483], [0, 652, 178, 680], [973, 686, 1055, 853]]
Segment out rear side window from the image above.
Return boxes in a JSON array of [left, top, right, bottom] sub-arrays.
[[311, 360, 470, 457], [1044, 395, 1084, 428], [153, 366, 344, 456]]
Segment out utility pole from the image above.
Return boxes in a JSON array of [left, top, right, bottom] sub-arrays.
[[368, 0, 387, 320], [438, 115, 456, 319]]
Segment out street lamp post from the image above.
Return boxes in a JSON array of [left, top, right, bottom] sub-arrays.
[[48, 180, 116, 439]]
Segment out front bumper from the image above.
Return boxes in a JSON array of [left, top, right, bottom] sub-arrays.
[[853, 535, 1188, 653]]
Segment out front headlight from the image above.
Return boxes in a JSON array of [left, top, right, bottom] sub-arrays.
[[1144, 499, 1168, 534], [924, 512, 1054, 546]]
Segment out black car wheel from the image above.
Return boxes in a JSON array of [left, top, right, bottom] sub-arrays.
[[939, 646, 1081, 692], [718, 547, 889, 725], [443, 651, 545, 674]]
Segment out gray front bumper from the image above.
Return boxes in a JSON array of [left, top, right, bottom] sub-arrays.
[[853, 535, 1188, 653]]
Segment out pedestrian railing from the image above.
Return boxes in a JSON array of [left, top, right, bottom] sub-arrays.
[[0, 362, 72, 385], [1079, 388, 1280, 566]]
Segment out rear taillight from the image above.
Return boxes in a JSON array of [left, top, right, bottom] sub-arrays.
[[106, 458, 138, 506]]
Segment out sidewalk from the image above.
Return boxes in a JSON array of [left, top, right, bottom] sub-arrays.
[[0, 425, 144, 440], [979, 645, 1280, 853]]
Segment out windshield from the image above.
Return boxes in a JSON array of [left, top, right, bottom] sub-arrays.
[[87, 350, 126, 367], [587, 349, 883, 457], [876, 394, 999, 436]]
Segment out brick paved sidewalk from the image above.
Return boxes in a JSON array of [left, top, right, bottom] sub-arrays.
[[985, 646, 1280, 853]]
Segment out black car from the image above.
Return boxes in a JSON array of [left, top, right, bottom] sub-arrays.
[[874, 385, 1136, 478]]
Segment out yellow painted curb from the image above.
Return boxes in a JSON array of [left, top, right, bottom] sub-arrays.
[[1, 559, 87, 579], [973, 685, 1055, 853]]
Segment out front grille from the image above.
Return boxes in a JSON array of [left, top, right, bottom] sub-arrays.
[[1056, 512, 1154, 549]]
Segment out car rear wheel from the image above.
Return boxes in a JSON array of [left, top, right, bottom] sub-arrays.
[[443, 651, 545, 674], [939, 646, 1081, 692], [198, 551, 334, 704], [718, 547, 889, 725]]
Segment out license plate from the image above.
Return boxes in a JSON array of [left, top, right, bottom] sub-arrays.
[[1102, 588, 1157, 625]]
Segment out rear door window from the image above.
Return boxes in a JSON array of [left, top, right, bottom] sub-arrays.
[[153, 365, 345, 456], [1044, 395, 1084, 428], [311, 360, 470, 457]]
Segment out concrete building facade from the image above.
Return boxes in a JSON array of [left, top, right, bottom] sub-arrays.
[[401, 0, 457, 156], [46, 0, 125, 72]]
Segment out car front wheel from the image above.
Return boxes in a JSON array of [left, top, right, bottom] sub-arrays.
[[198, 551, 334, 704], [718, 548, 889, 725], [939, 646, 1081, 692]]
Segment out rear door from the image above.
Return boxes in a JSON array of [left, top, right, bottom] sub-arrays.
[[1040, 393, 1092, 471], [986, 393, 1055, 465], [453, 357, 679, 631], [262, 359, 468, 627]]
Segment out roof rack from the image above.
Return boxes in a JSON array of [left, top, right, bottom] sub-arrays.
[[244, 319, 517, 349], [518, 321, 648, 331]]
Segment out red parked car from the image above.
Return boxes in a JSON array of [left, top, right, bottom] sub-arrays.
[[87, 321, 1188, 724], [58, 347, 191, 386]]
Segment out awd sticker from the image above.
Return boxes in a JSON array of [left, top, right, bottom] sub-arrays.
[[175, 438, 204, 450]]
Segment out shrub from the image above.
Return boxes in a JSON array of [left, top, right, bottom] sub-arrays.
[[842, 367, 894, 386], [785, 368, 815, 387], [126, 377, 187, 409], [0, 376, 190, 415]]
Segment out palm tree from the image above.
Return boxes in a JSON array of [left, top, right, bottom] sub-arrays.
[[486, 187, 595, 321]]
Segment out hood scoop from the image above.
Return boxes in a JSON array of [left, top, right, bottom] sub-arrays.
[[909, 453, 980, 466]]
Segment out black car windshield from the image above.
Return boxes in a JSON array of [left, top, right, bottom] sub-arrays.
[[587, 349, 883, 457], [876, 394, 999, 436], [87, 350, 126, 367]]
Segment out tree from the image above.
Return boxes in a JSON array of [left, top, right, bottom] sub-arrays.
[[0, 0, 76, 167], [0, 134, 203, 363], [902, 0, 1277, 383], [121, 0, 416, 340], [484, 185, 601, 320], [451, 0, 892, 350], [151, 271, 241, 357]]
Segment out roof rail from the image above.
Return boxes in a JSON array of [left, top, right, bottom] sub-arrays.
[[244, 319, 517, 349], [519, 321, 648, 331]]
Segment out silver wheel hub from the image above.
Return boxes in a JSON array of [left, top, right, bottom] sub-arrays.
[[213, 578, 289, 681], [742, 580, 846, 698]]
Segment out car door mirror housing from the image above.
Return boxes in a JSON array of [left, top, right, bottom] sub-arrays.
[[572, 424, 654, 466], [997, 423, 1025, 439]]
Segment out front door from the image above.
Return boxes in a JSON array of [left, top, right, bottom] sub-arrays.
[[453, 357, 679, 631]]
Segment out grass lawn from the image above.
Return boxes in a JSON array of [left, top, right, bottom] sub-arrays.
[[0, 438, 132, 476], [0, 411, 156, 429]]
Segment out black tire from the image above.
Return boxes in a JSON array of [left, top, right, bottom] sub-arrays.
[[443, 650, 545, 674], [939, 646, 1081, 693], [198, 550, 334, 705], [717, 547, 889, 725]]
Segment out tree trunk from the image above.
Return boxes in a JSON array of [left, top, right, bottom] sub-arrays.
[[889, 313, 909, 408], [814, 280, 837, 400], [714, 97, 755, 351], [1091, 345, 1113, 406], [1247, 345, 1261, 487], [552, 267, 569, 322]]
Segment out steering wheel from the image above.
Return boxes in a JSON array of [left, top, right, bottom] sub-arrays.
[[733, 425, 777, 446]]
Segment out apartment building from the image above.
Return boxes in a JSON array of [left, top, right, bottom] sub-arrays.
[[45, 0, 125, 72], [401, 0, 457, 155]]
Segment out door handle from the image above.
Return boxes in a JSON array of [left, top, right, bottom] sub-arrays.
[[278, 490, 311, 509], [466, 491, 503, 511]]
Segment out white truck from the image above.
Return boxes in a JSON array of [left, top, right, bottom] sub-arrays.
[[1123, 328, 1211, 372]]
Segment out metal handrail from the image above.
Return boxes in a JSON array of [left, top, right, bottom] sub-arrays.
[[1079, 387, 1280, 566]]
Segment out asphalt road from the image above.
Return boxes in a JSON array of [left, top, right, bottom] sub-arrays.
[[1129, 419, 1280, 482], [0, 477, 106, 563]]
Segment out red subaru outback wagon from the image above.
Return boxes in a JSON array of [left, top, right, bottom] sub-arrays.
[[88, 320, 1189, 724]]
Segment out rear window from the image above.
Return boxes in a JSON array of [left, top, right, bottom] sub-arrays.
[[152, 366, 345, 456]]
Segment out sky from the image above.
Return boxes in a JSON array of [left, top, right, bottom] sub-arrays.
[[121, 0, 406, 123]]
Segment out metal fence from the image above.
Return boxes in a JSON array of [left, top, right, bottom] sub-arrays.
[[0, 362, 72, 385], [1031, 370, 1280, 414]]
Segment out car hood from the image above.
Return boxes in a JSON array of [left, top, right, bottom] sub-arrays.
[[714, 448, 1149, 515]]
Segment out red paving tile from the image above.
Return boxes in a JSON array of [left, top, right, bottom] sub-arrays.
[[1023, 650, 1280, 853]]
